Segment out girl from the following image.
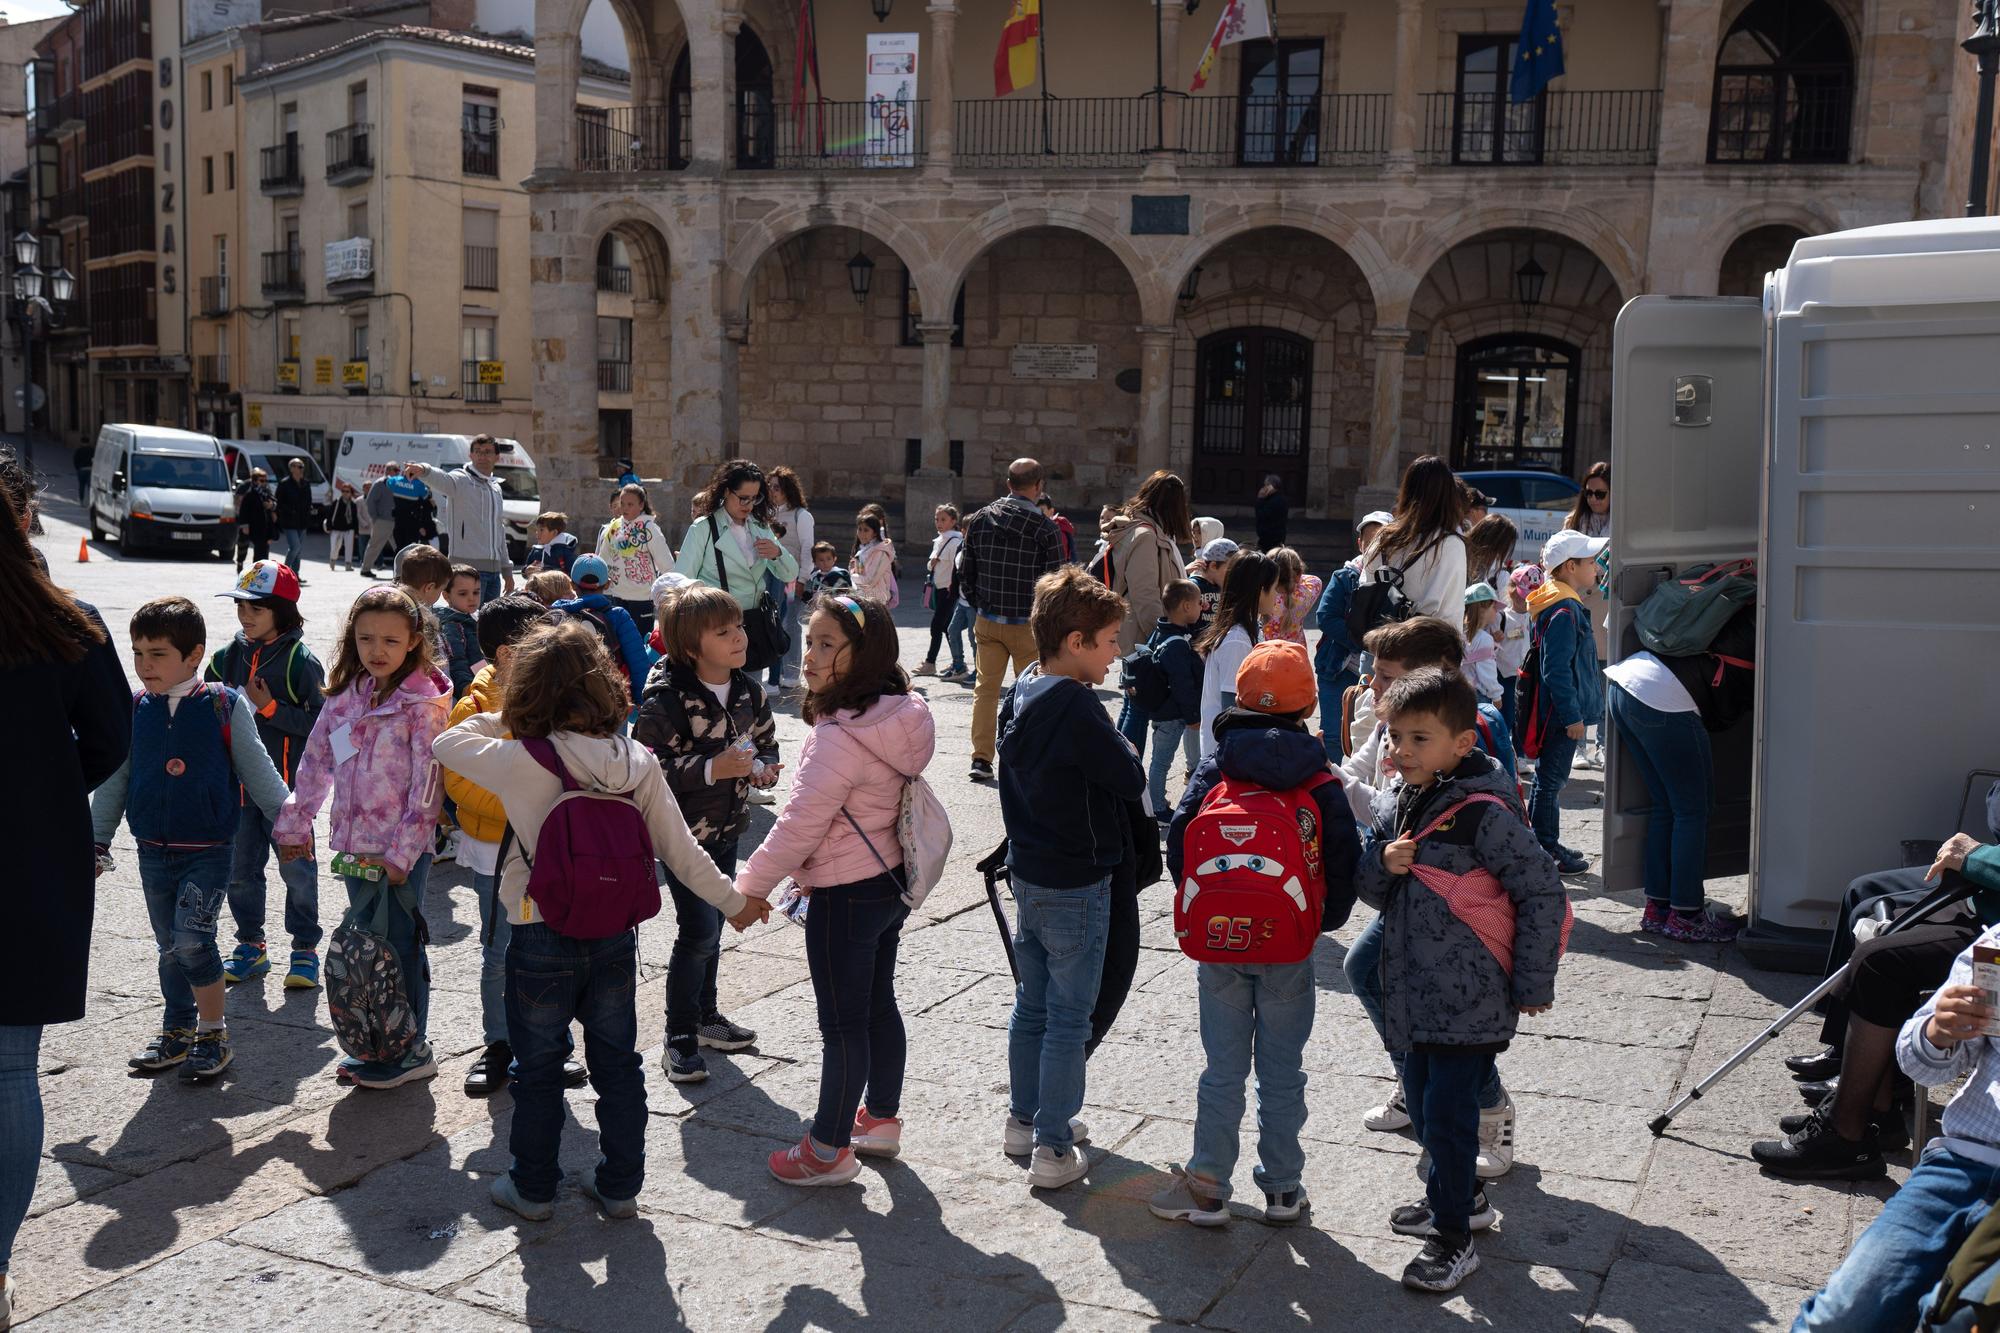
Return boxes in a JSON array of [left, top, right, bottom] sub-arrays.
[[766, 466, 814, 691], [633, 586, 781, 1084], [917, 505, 962, 677], [857, 503, 900, 606], [597, 484, 676, 633], [1464, 514, 1519, 596], [1463, 583, 1504, 706], [274, 586, 450, 1090], [433, 620, 764, 1222], [1195, 550, 1280, 758], [1261, 546, 1323, 648], [1102, 470, 1196, 756], [852, 514, 896, 606], [737, 595, 935, 1186], [1358, 456, 1469, 624], [1494, 572, 1534, 736], [325, 480, 360, 572]]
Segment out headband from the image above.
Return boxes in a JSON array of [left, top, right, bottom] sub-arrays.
[[833, 596, 866, 628]]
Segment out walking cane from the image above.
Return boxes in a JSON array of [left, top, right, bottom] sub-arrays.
[[1648, 872, 1976, 1136], [976, 838, 1019, 982]]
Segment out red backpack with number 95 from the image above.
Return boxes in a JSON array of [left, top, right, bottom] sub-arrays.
[[1175, 774, 1335, 965]]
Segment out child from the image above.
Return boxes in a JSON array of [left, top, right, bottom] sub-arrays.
[[634, 585, 780, 1083], [524, 511, 577, 577], [1495, 569, 1537, 738], [995, 567, 1146, 1190], [552, 553, 651, 694], [394, 542, 453, 667], [1523, 530, 1607, 875], [1190, 537, 1236, 623], [434, 620, 763, 1221], [1196, 549, 1279, 759], [735, 594, 935, 1186], [1153, 642, 1361, 1228], [917, 505, 962, 677], [208, 561, 327, 989], [1260, 547, 1322, 649], [1036, 494, 1077, 563], [437, 564, 485, 699], [274, 586, 451, 1090], [597, 484, 676, 632], [852, 514, 896, 606], [1140, 579, 1204, 824], [1463, 584, 1504, 707], [798, 541, 853, 608], [325, 480, 360, 572], [91, 597, 291, 1082], [1355, 668, 1563, 1294], [523, 569, 573, 606]]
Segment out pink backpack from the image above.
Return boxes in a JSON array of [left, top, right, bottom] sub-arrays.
[[511, 737, 661, 939]]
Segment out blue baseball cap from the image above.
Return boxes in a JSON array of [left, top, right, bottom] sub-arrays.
[[570, 554, 610, 590]]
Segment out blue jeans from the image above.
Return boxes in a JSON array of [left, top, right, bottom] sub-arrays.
[[664, 842, 736, 1045], [505, 922, 645, 1205], [1317, 666, 1359, 761], [1116, 695, 1150, 762], [1405, 1048, 1496, 1233], [1793, 1144, 2000, 1330], [1344, 915, 1503, 1109], [1007, 874, 1111, 1152], [802, 872, 910, 1148], [1187, 960, 1316, 1200], [1527, 727, 1580, 855], [1607, 683, 1713, 912], [339, 854, 432, 1077], [945, 598, 976, 674], [473, 869, 509, 1046], [282, 528, 306, 571], [227, 803, 322, 951], [1498, 675, 1518, 738], [1148, 719, 1199, 819], [0, 1025, 42, 1275], [138, 843, 234, 1031], [477, 570, 504, 606]]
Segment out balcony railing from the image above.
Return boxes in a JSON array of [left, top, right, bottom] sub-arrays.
[[955, 97, 1149, 169], [735, 99, 926, 170], [326, 123, 373, 181], [1708, 79, 1850, 164], [598, 360, 632, 393], [577, 104, 684, 172], [463, 129, 499, 177], [463, 360, 500, 404], [261, 249, 304, 299], [464, 244, 498, 291], [597, 264, 632, 293], [199, 276, 229, 315], [1179, 93, 1391, 167], [196, 355, 229, 388], [260, 141, 303, 193], [1419, 89, 1660, 167]]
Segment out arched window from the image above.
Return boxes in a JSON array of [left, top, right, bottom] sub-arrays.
[[1452, 335, 1579, 475], [1717, 224, 1806, 296], [734, 29, 775, 169], [1709, 0, 1852, 164], [668, 46, 691, 170]]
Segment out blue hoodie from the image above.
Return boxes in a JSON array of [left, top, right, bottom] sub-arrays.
[[550, 592, 651, 685], [1141, 616, 1202, 725], [999, 670, 1146, 888]]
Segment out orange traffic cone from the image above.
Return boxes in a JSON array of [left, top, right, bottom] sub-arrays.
[[77, 537, 89, 563]]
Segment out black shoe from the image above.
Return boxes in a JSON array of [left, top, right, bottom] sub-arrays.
[[969, 758, 994, 783], [1401, 1229, 1479, 1293], [663, 1041, 708, 1084], [1389, 1190, 1496, 1237], [1785, 1046, 1843, 1081], [465, 1041, 510, 1097], [563, 1057, 589, 1088], [178, 1029, 233, 1083], [1752, 1103, 1886, 1180], [1778, 1108, 1910, 1154], [697, 1013, 757, 1052], [1797, 1077, 1837, 1107], [129, 1028, 195, 1071]]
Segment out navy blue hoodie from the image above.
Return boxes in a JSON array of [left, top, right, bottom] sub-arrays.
[[1141, 616, 1202, 725], [999, 669, 1146, 888]]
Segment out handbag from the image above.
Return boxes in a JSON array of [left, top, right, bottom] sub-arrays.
[[707, 514, 792, 674]]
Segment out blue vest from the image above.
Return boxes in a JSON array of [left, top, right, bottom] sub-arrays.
[[127, 684, 240, 846]]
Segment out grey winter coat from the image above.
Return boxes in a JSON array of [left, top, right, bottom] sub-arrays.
[[1355, 749, 1564, 1052]]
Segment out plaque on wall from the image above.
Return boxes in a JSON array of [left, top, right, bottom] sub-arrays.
[[1131, 195, 1190, 235], [1010, 344, 1098, 380]]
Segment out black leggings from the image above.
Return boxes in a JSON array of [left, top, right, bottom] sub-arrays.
[[1086, 871, 1141, 1057], [1820, 910, 1977, 1046], [926, 584, 960, 664]]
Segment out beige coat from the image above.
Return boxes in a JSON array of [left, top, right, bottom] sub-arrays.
[[1104, 514, 1187, 655]]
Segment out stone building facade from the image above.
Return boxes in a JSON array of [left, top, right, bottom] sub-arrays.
[[523, 0, 1993, 522]]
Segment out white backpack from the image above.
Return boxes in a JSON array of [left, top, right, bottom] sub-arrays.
[[844, 772, 952, 909]]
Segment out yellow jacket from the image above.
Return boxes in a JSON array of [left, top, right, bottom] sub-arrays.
[[443, 665, 509, 844]]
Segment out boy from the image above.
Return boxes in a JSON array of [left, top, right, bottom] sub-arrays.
[[798, 541, 853, 607], [1522, 529, 1608, 876], [1136, 579, 1205, 825], [523, 511, 577, 576], [92, 597, 292, 1083], [394, 542, 453, 667], [551, 553, 651, 692], [1153, 642, 1360, 1228], [1190, 537, 1235, 621], [436, 564, 485, 699], [998, 566, 1146, 1190], [1355, 668, 1563, 1294]]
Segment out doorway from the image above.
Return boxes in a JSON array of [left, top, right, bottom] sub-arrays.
[[1192, 328, 1311, 503], [1451, 334, 1578, 474]]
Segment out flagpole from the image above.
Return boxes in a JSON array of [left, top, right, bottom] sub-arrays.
[[1153, 0, 1165, 153], [807, 0, 825, 156], [1039, 0, 1052, 157]]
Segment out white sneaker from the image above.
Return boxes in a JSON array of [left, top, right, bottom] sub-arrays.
[[1003, 1113, 1091, 1157], [1476, 1093, 1516, 1179], [1, 1272, 15, 1330], [1364, 1086, 1411, 1132], [1575, 748, 1603, 771], [1027, 1144, 1088, 1190], [748, 788, 777, 806]]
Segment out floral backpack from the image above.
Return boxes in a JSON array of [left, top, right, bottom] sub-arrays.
[[326, 880, 423, 1065]]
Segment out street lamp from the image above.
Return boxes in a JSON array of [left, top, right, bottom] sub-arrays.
[[846, 246, 875, 305], [1515, 255, 1548, 311], [870, 0, 892, 20], [10, 231, 70, 447], [1967, 0, 2000, 216], [1178, 263, 1203, 313], [12, 231, 38, 270]]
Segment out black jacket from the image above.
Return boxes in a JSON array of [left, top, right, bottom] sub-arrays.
[[3, 602, 131, 1025], [633, 659, 778, 848], [998, 668, 1146, 887], [275, 475, 315, 529], [206, 628, 326, 787], [1255, 491, 1289, 549], [959, 493, 1063, 622], [238, 482, 277, 539]]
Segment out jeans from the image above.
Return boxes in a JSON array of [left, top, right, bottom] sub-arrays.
[[474, 870, 510, 1046], [777, 591, 805, 686], [282, 527, 306, 571], [1498, 676, 1518, 738], [1317, 666, 1360, 761], [227, 803, 322, 951], [1405, 1049, 1496, 1233], [802, 873, 910, 1148], [664, 842, 736, 1044], [138, 843, 234, 1031], [925, 583, 959, 667], [339, 854, 433, 1077], [505, 922, 646, 1205], [1186, 960, 1316, 1200], [1527, 728, 1580, 855], [0, 1025, 42, 1275], [1606, 683, 1713, 912], [1007, 874, 1111, 1152], [1344, 915, 1503, 1108], [1116, 694, 1150, 763], [1147, 719, 1200, 819], [945, 598, 976, 674], [1793, 1145, 2000, 1331], [477, 570, 504, 606], [973, 618, 1039, 763]]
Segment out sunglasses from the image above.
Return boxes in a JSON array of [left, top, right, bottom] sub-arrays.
[[729, 488, 762, 504], [1584, 489, 1609, 500]]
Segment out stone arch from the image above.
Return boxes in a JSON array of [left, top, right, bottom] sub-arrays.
[[724, 202, 933, 323], [1716, 0, 1861, 61], [1395, 206, 1640, 314], [582, 203, 672, 301], [1696, 199, 1838, 285], [933, 202, 1161, 328], [1169, 205, 1395, 325], [605, 0, 683, 105]]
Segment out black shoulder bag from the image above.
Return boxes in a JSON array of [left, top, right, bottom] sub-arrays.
[[709, 514, 792, 675]]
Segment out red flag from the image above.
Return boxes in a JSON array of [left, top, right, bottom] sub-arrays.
[[793, 0, 824, 148]]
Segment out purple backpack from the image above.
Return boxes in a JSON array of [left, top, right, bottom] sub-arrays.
[[513, 736, 661, 939]]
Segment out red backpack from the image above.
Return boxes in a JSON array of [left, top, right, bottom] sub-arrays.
[[507, 737, 661, 940], [1175, 773, 1337, 964]]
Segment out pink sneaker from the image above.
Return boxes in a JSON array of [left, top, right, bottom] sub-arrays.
[[768, 1134, 862, 1187], [852, 1109, 903, 1159], [1660, 906, 1743, 944]]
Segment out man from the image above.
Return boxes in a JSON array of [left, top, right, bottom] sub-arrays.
[[357, 465, 400, 577], [404, 435, 514, 603], [234, 468, 276, 570], [273, 457, 316, 580], [1255, 474, 1289, 551], [959, 457, 1064, 782]]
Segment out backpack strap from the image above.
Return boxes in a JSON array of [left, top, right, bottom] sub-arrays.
[[281, 638, 305, 705], [1412, 792, 1511, 842], [842, 805, 908, 894], [520, 735, 580, 792], [706, 514, 729, 594], [1709, 652, 1755, 687]]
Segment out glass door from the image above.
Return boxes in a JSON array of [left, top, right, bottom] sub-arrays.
[[1237, 40, 1323, 166]]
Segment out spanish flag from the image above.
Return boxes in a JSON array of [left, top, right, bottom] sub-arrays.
[[993, 0, 1041, 98]]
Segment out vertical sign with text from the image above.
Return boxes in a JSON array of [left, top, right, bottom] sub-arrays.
[[864, 33, 919, 167]]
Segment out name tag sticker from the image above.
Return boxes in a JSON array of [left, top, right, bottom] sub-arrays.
[[330, 724, 358, 766]]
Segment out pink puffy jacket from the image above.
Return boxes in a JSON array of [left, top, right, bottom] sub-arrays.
[[738, 690, 936, 899]]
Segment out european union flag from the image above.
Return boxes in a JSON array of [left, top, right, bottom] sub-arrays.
[[1510, 0, 1565, 104]]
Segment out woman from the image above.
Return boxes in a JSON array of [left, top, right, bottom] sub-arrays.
[[1564, 462, 1611, 538], [235, 467, 277, 570], [598, 483, 677, 632], [1562, 462, 1612, 765], [675, 460, 801, 646], [1261, 547, 1322, 648], [1101, 471, 1196, 755], [1357, 455, 1469, 624], [0, 444, 132, 1320], [766, 466, 814, 691]]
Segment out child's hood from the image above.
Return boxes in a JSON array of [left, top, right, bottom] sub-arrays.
[[825, 690, 935, 779], [434, 603, 478, 628], [552, 593, 611, 613], [998, 669, 1094, 770], [545, 730, 658, 795], [1526, 577, 1583, 619], [1396, 749, 1523, 826], [546, 531, 577, 548], [1149, 617, 1195, 642], [1213, 709, 1333, 792]]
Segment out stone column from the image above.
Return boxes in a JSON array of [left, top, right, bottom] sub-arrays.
[[1151, 0, 1183, 167], [1655, 0, 1723, 167], [533, 29, 581, 172], [630, 297, 674, 480], [666, 231, 740, 503], [1363, 325, 1412, 503], [906, 320, 960, 515], [1386, 0, 1424, 169], [926, 2, 956, 175], [528, 203, 601, 521], [1135, 324, 1176, 479], [686, 9, 732, 172]]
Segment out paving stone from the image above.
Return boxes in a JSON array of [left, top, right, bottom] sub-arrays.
[[38, 1058, 298, 1177], [637, 1041, 782, 1117], [1517, 993, 1706, 1050], [1495, 1033, 1690, 1112], [1664, 1012, 1822, 1138], [1549, 947, 1720, 1004], [1587, 1257, 1813, 1331], [26, 1155, 125, 1218]]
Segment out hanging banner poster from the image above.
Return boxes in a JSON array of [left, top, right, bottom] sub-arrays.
[[863, 32, 919, 167]]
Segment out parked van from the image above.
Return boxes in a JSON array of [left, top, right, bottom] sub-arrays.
[[87, 424, 235, 558], [224, 440, 330, 525], [1604, 216, 2000, 970], [333, 432, 540, 560]]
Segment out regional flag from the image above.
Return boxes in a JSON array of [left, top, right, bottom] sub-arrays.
[[1509, 0, 1564, 104], [993, 0, 1041, 97], [1190, 0, 1273, 93]]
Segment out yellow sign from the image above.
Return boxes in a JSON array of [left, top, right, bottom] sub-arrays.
[[276, 361, 300, 387], [314, 356, 335, 387], [247, 404, 263, 428], [342, 360, 368, 387], [476, 360, 505, 386]]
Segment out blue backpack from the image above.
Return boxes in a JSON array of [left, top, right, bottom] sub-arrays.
[[1313, 565, 1362, 676]]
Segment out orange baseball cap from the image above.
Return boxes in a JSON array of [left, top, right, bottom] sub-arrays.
[[1235, 641, 1315, 715]]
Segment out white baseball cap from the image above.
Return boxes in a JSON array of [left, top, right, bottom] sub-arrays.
[[1541, 528, 1609, 570], [1357, 510, 1393, 531]]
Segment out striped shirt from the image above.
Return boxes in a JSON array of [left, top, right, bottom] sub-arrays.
[[1899, 923, 2000, 1167]]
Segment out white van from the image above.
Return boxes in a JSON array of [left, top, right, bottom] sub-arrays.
[[88, 424, 235, 558], [333, 432, 540, 560]]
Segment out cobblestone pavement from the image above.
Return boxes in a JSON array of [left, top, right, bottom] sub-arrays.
[[16, 463, 1893, 1330]]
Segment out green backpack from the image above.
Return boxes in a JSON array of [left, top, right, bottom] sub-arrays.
[[1633, 560, 1756, 658]]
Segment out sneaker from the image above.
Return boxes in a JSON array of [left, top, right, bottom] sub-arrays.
[[1363, 1086, 1411, 1133], [1027, 1144, 1089, 1190], [1553, 849, 1591, 876], [914, 660, 937, 677], [1148, 1166, 1229, 1226], [969, 758, 994, 783], [1, 1272, 15, 1331], [1476, 1093, 1516, 1180], [769, 1134, 861, 1187], [1003, 1113, 1090, 1157], [223, 943, 270, 985], [1402, 1230, 1480, 1293], [1640, 901, 1673, 935], [697, 1014, 758, 1052], [1777, 1107, 1911, 1154], [1752, 1102, 1886, 1180], [1261, 1185, 1310, 1226], [663, 1043, 708, 1084], [1785, 1046, 1844, 1081], [433, 828, 459, 864], [349, 1045, 438, 1090], [490, 1174, 554, 1222], [939, 667, 967, 682], [465, 1041, 510, 1097], [748, 788, 777, 805], [283, 950, 320, 990], [852, 1109, 903, 1158], [579, 1169, 639, 1219], [129, 1028, 196, 1071], [1661, 906, 1744, 944], [1390, 1191, 1497, 1236], [178, 1029, 233, 1083], [1575, 747, 1603, 771]]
